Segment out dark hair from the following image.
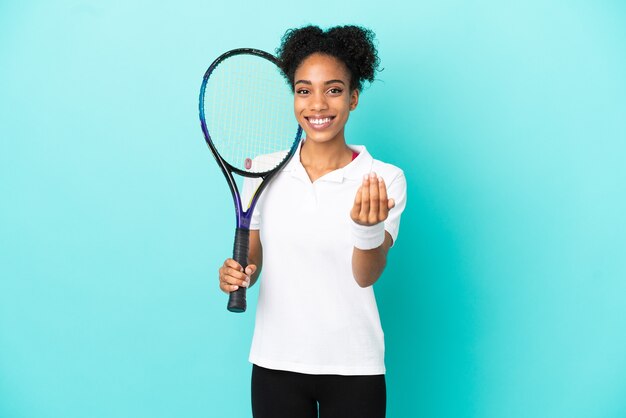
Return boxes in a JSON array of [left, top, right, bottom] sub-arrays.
[[275, 25, 380, 91]]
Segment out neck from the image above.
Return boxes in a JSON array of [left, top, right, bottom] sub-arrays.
[[299, 137, 354, 182], [300, 138, 352, 171]]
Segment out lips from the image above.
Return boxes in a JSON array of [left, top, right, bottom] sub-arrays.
[[305, 116, 335, 130]]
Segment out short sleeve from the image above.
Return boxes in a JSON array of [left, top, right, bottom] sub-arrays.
[[383, 171, 407, 246]]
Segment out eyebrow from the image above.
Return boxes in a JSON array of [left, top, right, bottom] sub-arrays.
[[294, 79, 346, 86]]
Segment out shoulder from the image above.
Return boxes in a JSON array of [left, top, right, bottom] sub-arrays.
[[347, 145, 406, 196], [371, 158, 404, 183], [363, 147, 405, 187]]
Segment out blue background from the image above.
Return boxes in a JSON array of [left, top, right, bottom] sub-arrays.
[[1, 1, 625, 417]]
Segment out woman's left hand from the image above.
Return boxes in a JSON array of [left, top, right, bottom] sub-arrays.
[[350, 172, 395, 226]]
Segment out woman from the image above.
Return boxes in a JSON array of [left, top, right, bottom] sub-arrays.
[[218, 25, 407, 418]]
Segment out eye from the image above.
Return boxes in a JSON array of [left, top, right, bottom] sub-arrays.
[[328, 87, 343, 95], [296, 88, 310, 95]]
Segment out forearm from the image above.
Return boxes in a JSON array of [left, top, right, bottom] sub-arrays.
[[351, 232, 393, 287]]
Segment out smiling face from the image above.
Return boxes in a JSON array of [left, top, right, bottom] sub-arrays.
[[293, 53, 359, 146]]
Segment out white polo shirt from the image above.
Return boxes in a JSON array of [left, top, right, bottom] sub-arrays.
[[244, 143, 407, 376]]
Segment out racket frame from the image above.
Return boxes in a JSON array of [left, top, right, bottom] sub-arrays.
[[199, 48, 302, 311]]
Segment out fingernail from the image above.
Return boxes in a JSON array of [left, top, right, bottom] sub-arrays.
[[370, 172, 376, 178], [378, 176, 383, 182], [363, 174, 368, 181]]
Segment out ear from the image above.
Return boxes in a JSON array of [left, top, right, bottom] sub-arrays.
[[349, 89, 360, 111]]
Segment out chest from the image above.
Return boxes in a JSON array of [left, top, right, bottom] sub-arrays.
[[258, 175, 360, 241]]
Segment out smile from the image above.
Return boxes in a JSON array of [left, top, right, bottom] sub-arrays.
[[308, 117, 333, 125], [305, 116, 335, 130]]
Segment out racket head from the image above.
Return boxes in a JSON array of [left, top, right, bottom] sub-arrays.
[[199, 48, 302, 178]]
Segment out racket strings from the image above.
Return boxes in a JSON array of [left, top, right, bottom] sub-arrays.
[[204, 54, 297, 174]]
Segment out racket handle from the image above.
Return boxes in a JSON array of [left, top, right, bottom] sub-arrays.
[[227, 228, 250, 313]]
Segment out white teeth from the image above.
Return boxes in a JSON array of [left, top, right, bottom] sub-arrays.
[[309, 117, 331, 125]]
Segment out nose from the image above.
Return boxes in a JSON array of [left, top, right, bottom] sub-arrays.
[[309, 91, 328, 112]]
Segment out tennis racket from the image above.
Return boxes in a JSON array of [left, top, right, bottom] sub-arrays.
[[199, 48, 302, 313]]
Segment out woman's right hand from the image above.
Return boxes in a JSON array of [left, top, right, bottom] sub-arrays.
[[218, 259, 256, 293]]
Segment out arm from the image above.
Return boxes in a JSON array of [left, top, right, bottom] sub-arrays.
[[352, 232, 393, 288], [350, 172, 396, 288]]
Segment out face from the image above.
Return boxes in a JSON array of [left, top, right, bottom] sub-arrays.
[[293, 53, 359, 145]]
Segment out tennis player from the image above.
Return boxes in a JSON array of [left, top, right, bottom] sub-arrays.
[[218, 25, 407, 418]]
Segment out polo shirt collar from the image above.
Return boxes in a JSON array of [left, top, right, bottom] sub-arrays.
[[282, 140, 374, 183]]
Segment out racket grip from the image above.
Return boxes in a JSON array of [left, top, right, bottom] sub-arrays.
[[228, 228, 250, 313]]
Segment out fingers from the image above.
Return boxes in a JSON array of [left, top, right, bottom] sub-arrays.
[[245, 265, 257, 276], [376, 174, 389, 222], [368, 173, 380, 223], [360, 174, 370, 216], [218, 259, 254, 294], [350, 185, 363, 220], [351, 172, 394, 225]]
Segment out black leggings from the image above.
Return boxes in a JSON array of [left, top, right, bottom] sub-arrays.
[[251, 365, 386, 418]]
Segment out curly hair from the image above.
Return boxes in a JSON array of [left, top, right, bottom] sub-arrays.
[[275, 25, 380, 92]]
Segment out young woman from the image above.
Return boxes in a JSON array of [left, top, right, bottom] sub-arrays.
[[218, 25, 407, 418]]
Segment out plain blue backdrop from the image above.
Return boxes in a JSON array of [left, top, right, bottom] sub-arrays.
[[1, 1, 625, 417]]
